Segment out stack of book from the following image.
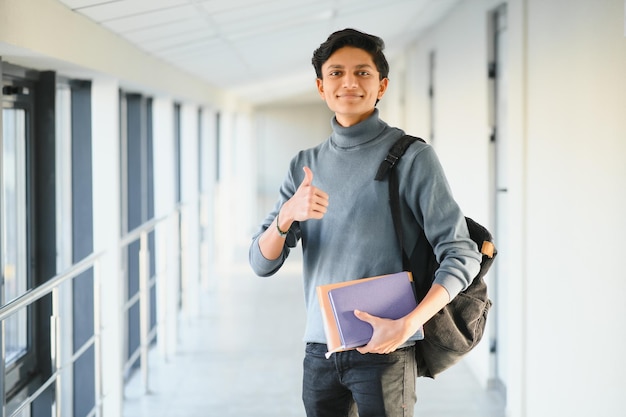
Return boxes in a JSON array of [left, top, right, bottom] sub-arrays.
[[317, 271, 423, 357]]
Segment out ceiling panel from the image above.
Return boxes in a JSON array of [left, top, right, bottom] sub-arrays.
[[61, 0, 116, 8], [99, 5, 201, 33], [122, 18, 211, 44], [235, 26, 324, 68], [139, 28, 217, 54], [156, 37, 224, 60], [209, 1, 329, 32], [76, 0, 190, 22], [56, 0, 461, 103], [199, 0, 286, 15]]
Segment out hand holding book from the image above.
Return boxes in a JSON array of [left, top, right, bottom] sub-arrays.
[[352, 309, 421, 355], [316, 271, 424, 357]]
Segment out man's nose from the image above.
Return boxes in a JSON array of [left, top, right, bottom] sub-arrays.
[[343, 73, 357, 87]]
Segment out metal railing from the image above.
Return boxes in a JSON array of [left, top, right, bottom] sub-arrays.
[[119, 210, 177, 393], [0, 251, 104, 417], [0, 204, 185, 416], [0, 207, 180, 417]]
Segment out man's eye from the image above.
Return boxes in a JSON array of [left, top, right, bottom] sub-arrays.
[[330, 71, 341, 76], [358, 71, 370, 76]]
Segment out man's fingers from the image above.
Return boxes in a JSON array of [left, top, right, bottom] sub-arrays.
[[315, 189, 330, 205]]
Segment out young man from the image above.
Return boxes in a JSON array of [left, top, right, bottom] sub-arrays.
[[249, 28, 481, 417]]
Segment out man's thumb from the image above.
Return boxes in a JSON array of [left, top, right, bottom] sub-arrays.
[[353, 310, 372, 323], [301, 166, 313, 187]]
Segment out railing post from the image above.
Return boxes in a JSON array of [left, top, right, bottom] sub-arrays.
[[138, 231, 151, 394], [1, 320, 6, 416], [93, 260, 103, 417], [51, 287, 61, 417], [156, 219, 168, 362]]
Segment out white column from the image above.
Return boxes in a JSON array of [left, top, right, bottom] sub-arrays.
[[179, 104, 200, 318], [215, 109, 235, 266], [233, 111, 257, 248], [501, 0, 527, 416], [199, 107, 218, 289], [152, 98, 180, 358], [215, 108, 256, 268], [91, 77, 123, 417]]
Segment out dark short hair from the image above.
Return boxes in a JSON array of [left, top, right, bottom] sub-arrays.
[[312, 28, 390, 80]]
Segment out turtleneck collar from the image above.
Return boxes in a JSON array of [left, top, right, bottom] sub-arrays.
[[330, 109, 387, 150]]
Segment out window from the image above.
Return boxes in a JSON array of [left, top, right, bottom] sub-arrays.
[[2, 105, 28, 365], [1, 72, 40, 399], [120, 92, 156, 374]]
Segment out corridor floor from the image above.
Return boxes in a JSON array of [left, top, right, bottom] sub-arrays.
[[122, 260, 505, 417]]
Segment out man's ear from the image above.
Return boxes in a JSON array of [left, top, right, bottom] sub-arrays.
[[316, 78, 326, 100], [377, 77, 389, 100]]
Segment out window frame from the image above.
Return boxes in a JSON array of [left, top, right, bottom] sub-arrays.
[[1, 70, 41, 400]]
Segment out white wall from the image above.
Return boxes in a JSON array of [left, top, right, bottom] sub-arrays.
[[179, 104, 201, 318], [91, 77, 124, 417], [199, 107, 219, 288], [402, 0, 498, 219], [397, 0, 626, 416], [379, 53, 408, 130], [152, 98, 182, 360], [523, 0, 626, 416], [213, 103, 267, 267]]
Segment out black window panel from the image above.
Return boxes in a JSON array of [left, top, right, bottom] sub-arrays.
[[126, 94, 147, 232], [31, 384, 54, 417], [70, 80, 93, 262], [122, 93, 155, 368], [73, 346, 96, 416], [127, 302, 141, 369], [67, 80, 96, 416], [146, 99, 156, 331]]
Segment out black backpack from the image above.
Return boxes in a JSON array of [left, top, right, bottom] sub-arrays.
[[375, 135, 497, 378]]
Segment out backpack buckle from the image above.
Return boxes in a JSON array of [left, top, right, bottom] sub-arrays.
[[384, 153, 399, 168]]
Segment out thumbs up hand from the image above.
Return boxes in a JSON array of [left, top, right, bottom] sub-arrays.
[[260, 166, 329, 259], [281, 166, 329, 222]]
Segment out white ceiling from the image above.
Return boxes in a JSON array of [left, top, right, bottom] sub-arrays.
[[56, 0, 460, 104]]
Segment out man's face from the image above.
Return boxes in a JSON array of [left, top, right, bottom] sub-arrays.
[[316, 46, 389, 127]]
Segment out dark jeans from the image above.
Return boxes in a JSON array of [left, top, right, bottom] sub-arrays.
[[302, 343, 417, 417]]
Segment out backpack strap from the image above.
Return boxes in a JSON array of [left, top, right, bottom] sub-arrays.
[[374, 135, 422, 181], [375, 135, 425, 271]]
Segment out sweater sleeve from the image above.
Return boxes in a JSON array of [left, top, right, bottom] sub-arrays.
[[401, 145, 482, 300]]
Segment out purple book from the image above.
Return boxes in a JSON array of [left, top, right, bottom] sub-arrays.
[[327, 272, 422, 349]]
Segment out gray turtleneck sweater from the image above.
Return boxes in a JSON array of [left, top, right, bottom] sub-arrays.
[[249, 110, 481, 345]]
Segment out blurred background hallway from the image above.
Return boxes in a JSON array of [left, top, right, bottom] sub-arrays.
[[1, 0, 625, 416]]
